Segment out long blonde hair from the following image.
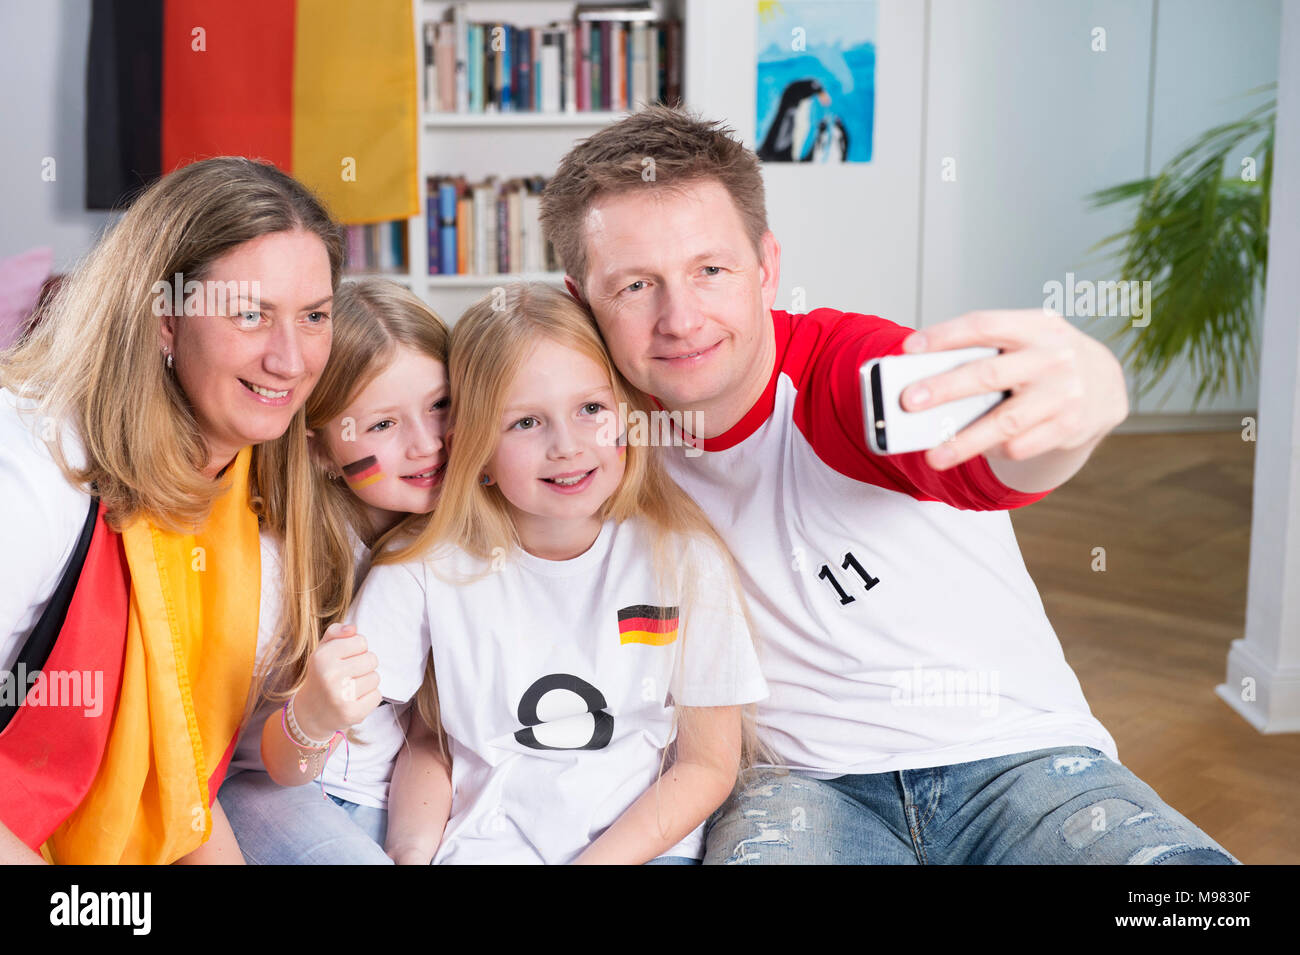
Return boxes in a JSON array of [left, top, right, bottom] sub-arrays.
[[390, 282, 768, 775], [253, 278, 450, 709], [0, 156, 343, 533]]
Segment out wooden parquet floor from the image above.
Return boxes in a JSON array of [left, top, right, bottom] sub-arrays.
[[1009, 431, 1299, 864]]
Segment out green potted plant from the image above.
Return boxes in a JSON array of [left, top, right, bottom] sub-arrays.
[[1088, 87, 1275, 407]]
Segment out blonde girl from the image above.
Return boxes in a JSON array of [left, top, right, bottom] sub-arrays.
[[220, 278, 451, 865], [352, 281, 768, 865]]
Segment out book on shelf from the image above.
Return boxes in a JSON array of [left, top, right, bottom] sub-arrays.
[[426, 175, 557, 277], [421, 2, 681, 115], [574, 3, 659, 22], [345, 221, 407, 276]]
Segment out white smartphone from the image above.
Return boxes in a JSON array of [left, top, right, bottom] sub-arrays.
[[861, 347, 1008, 455]]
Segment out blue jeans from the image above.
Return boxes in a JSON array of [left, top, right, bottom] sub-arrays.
[[644, 856, 702, 865], [220, 769, 393, 865], [703, 746, 1240, 865]]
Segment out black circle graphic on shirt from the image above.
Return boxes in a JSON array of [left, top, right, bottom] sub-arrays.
[[514, 673, 614, 751]]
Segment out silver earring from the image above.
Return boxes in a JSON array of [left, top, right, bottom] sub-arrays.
[[326, 468, 340, 481], [164, 350, 174, 371]]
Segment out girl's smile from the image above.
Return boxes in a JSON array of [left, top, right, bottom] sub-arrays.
[[399, 461, 447, 488], [540, 467, 597, 493]]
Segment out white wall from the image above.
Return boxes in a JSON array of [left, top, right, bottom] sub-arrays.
[[686, 0, 925, 330], [1143, 0, 1278, 413], [1221, 0, 1300, 733], [0, 0, 119, 268], [688, 0, 1280, 417], [0, 0, 1283, 416], [920, 0, 1153, 411]]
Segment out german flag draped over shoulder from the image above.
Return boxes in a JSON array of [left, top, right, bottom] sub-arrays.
[[86, 0, 417, 224], [0, 446, 260, 864]]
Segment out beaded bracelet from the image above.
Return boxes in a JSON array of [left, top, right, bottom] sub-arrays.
[[281, 705, 328, 773], [285, 696, 334, 748], [279, 700, 353, 797]]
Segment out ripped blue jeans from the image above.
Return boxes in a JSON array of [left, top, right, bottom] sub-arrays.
[[704, 746, 1240, 865]]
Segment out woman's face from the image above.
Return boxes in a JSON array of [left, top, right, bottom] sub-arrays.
[[319, 346, 450, 520], [160, 228, 334, 477]]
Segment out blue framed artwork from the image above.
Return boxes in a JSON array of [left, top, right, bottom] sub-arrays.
[[756, 0, 877, 163]]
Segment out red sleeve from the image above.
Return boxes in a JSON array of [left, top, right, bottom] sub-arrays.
[[785, 308, 1052, 511]]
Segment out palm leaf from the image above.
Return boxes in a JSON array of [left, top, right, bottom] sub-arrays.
[[1086, 88, 1274, 408]]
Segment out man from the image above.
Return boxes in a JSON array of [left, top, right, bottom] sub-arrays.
[[538, 104, 1237, 865]]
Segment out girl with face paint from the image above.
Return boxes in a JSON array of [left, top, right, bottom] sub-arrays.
[[345, 283, 770, 865], [219, 278, 452, 864]]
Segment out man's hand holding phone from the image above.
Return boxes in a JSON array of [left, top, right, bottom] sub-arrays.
[[867, 309, 1129, 493], [863, 347, 1006, 456]]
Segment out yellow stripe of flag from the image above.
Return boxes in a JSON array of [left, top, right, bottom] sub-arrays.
[[619, 629, 678, 647], [292, 0, 418, 224]]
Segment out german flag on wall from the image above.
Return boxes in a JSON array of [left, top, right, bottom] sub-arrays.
[[617, 605, 680, 647], [86, 0, 417, 224]]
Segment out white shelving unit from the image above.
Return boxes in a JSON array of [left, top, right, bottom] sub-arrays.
[[422, 110, 632, 128], [340, 0, 689, 322]]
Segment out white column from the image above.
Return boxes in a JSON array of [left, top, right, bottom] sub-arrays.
[[1217, 0, 1300, 732]]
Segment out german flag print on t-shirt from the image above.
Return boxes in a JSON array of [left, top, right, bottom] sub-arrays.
[[617, 605, 679, 646]]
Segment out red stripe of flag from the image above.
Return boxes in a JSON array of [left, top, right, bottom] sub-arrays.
[[161, 0, 295, 174], [0, 503, 129, 850], [617, 616, 678, 634], [342, 456, 381, 482]]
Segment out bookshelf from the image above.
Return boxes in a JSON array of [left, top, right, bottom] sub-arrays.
[[340, 0, 691, 323], [422, 111, 631, 127]]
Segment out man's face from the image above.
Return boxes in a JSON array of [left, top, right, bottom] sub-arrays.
[[574, 179, 780, 428]]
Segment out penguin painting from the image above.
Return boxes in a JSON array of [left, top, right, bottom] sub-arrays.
[[803, 115, 850, 163], [758, 78, 832, 162]]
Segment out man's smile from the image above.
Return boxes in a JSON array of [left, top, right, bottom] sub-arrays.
[[655, 340, 723, 364]]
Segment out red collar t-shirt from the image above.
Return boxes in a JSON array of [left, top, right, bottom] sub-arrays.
[[660, 307, 1117, 777]]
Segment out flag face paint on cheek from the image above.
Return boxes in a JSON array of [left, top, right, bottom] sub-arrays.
[[342, 454, 384, 489]]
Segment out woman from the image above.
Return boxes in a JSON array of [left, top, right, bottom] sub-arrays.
[[0, 156, 342, 864]]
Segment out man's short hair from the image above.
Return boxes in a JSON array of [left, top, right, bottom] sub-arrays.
[[538, 103, 769, 297]]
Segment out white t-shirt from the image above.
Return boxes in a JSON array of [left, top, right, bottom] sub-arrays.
[[660, 307, 1118, 778], [348, 518, 768, 864], [1, 388, 413, 809], [227, 530, 410, 811], [0, 388, 90, 673]]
